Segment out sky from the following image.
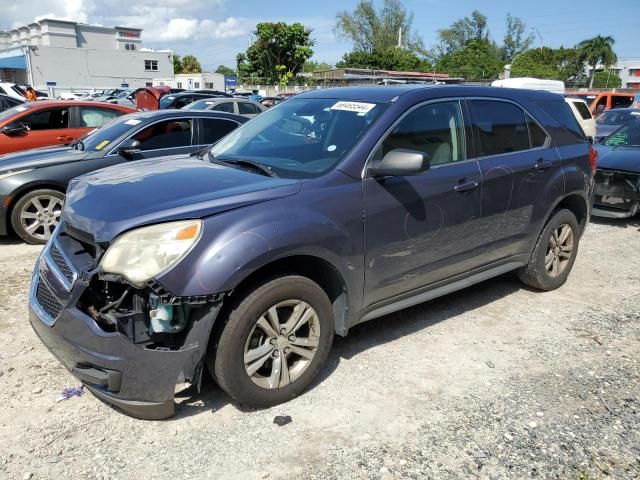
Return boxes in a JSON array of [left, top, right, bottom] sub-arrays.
[[1, 0, 639, 70]]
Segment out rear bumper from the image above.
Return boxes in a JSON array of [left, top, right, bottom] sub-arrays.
[[29, 251, 222, 420]]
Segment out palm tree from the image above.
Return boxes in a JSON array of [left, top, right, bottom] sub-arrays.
[[578, 35, 617, 89], [181, 55, 202, 74]]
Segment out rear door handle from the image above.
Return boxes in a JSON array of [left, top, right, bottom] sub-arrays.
[[534, 159, 552, 171], [454, 181, 479, 193]]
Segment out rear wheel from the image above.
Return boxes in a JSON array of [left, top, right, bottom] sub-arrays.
[[11, 189, 64, 244], [209, 276, 334, 407], [518, 209, 580, 291]]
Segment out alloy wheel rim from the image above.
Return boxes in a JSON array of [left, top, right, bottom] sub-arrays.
[[545, 223, 574, 277], [243, 299, 321, 390], [19, 195, 63, 241]]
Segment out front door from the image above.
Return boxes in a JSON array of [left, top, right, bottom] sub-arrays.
[[1, 106, 72, 154], [363, 100, 483, 307]]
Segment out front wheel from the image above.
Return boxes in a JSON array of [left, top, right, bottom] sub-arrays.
[[10, 189, 65, 244], [518, 209, 580, 291], [209, 276, 334, 407]]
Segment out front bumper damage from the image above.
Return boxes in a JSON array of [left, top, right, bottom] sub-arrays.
[[593, 169, 640, 219], [28, 225, 222, 419]]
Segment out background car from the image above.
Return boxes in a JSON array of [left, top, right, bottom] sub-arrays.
[[0, 101, 135, 155], [0, 82, 26, 101], [159, 92, 228, 109], [593, 118, 640, 218], [565, 97, 595, 139], [594, 108, 640, 142], [260, 97, 283, 108], [0, 109, 247, 243], [182, 97, 266, 117], [0, 93, 24, 112], [589, 92, 635, 115]]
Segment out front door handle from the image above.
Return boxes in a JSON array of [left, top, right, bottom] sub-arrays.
[[534, 159, 553, 171], [454, 180, 479, 193]]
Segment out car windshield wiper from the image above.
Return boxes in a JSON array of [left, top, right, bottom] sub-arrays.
[[208, 153, 277, 177]]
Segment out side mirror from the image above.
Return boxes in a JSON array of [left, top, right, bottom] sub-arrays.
[[117, 138, 142, 158], [368, 149, 430, 177], [1, 122, 28, 136]]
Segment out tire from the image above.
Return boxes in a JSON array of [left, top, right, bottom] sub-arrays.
[[11, 189, 65, 244], [209, 276, 334, 407], [517, 209, 580, 291]]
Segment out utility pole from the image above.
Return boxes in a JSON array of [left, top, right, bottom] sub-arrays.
[[397, 27, 402, 49]]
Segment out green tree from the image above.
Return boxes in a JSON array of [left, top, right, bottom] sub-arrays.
[[501, 13, 534, 62], [181, 55, 202, 74], [303, 61, 333, 73], [592, 70, 622, 88], [436, 39, 502, 80], [239, 22, 314, 83], [577, 35, 617, 89], [434, 10, 489, 58], [335, 0, 424, 54], [172, 54, 183, 74], [215, 65, 236, 76], [336, 48, 431, 71], [510, 47, 586, 84]]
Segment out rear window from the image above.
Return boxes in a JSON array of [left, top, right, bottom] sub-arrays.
[[536, 100, 586, 141], [572, 101, 592, 120]]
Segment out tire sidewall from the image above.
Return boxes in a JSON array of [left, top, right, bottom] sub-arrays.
[[10, 189, 65, 244], [214, 276, 334, 406]]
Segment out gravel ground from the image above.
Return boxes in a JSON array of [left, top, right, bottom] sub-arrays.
[[0, 217, 639, 480]]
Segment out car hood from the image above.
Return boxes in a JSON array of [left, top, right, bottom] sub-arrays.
[[0, 146, 87, 172], [595, 145, 640, 173], [63, 157, 302, 242]]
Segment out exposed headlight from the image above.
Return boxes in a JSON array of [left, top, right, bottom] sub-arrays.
[[101, 220, 202, 286], [0, 169, 33, 180]]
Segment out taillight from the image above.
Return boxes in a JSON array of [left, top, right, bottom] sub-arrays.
[[588, 144, 598, 174]]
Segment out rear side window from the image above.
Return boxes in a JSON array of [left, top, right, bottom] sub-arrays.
[[468, 100, 530, 156], [536, 100, 586, 141], [238, 102, 260, 115], [212, 102, 234, 113], [78, 107, 122, 128], [572, 101, 592, 120], [200, 119, 239, 145], [20, 107, 70, 130]]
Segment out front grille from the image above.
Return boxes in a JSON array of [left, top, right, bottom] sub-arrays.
[[50, 243, 74, 284], [36, 278, 64, 320]]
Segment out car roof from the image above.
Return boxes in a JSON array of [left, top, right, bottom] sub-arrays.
[[295, 85, 563, 103], [10, 100, 135, 110], [122, 109, 247, 122], [599, 107, 640, 113]]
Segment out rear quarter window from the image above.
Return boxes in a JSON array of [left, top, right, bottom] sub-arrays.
[[572, 101, 592, 120], [536, 100, 586, 143]]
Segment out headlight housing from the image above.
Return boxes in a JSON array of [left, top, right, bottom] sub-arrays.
[[100, 220, 202, 286]]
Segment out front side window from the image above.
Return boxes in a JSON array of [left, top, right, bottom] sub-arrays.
[[573, 101, 592, 120], [212, 102, 234, 113], [20, 107, 69, 130], [133, 119, 193, 150], [469, 100, 531, 157], [378, 101, 466, 166], [78, 107, 122, 128], [211, 97, 387, 178], [201, 119, 239, 145]]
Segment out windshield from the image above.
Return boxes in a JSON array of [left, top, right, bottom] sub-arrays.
[[0, 103, 32, 123], [604, 120, 640, 147], [210, 97, 387, 179], [596, 110, 640, 125], [75, 115, 142, 151], [159, 95, 175, 108]]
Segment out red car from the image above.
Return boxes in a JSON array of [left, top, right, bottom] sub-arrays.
[[0, 101, 135, 155]]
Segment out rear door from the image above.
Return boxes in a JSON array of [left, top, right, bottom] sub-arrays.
[[1, 106, 72, 153], [210, 101, 235, 114], [363, 99, 483, 306], [70, 105, 126, 139], [467, 98, 560, 263]]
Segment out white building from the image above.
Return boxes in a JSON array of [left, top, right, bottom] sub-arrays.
[[0, 19, 173, 90], [153, 73, 226, 91], [588, 59, 640, 89]]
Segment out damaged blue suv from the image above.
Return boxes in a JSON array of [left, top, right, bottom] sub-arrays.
[[29, 86, 595, 419]]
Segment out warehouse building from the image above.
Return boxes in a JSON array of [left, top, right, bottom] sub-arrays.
[[0, 18, 173, 90]]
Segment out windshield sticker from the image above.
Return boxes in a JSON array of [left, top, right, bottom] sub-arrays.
[[95, 140, 110, 150], [327, 145, 336, 152], [330, 101, 376, 114], [124, 119, 142, 126]]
